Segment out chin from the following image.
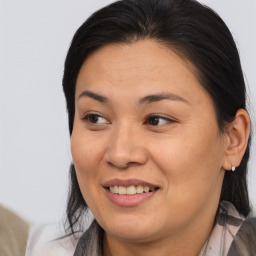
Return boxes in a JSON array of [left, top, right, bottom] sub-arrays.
[[101, 215, 161, 242], [107, 227, 155, 242]]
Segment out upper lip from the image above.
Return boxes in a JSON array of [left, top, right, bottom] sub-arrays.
[[103, 179, 160, 189]]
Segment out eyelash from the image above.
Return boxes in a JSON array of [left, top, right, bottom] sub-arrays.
[[82, 113, 109, 125], [82, 113, 175, 127], [144, 115, 175, 126]]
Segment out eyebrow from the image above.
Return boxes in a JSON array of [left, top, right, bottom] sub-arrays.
[[78, 90, 108, 103], [78, 90, 189, 105], [139, 93, 190, 105]]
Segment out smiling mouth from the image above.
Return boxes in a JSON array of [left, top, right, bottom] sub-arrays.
[[107, 185, 159, 196]]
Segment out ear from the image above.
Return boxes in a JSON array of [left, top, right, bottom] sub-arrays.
[[222, 109, 250, 171]]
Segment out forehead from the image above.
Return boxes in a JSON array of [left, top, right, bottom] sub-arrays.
[[75, 40, 209, 105], [78, 40, 195, 80]]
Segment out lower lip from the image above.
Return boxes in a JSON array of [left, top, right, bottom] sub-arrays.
[[104, 188, 158, 207]]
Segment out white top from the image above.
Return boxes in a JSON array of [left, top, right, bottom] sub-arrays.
[[25, 223, 79, 256]]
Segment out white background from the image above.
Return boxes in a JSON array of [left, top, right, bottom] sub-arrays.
[[0, 0, 255, 224]]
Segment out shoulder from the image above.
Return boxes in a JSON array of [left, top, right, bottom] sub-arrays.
[[25, 211, 94, 256], [25, 223, 81, 256], [227, 210, 256, 256]]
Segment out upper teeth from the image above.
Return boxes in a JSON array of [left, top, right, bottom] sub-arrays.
[[109, 185, 155, 195]]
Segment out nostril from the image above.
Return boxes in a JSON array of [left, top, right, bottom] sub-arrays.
[[107, 160, 147, 169], [106, 160, 130, 169]]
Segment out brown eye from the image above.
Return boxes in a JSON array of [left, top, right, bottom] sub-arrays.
[[83, 114, 109, 124], [146, 115, 173, 126]]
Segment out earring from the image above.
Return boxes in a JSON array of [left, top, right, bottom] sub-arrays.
[[231, 166, 236, 172]]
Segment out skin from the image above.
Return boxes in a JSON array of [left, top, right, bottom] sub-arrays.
[[71, 40, 249, 256]]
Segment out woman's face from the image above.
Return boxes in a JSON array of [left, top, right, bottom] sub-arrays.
[[71, 40, 228, 242]]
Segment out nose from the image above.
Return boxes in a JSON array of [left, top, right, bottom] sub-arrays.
[[104, 125, 148, 169]]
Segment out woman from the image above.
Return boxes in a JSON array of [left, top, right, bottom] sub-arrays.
[[26, 0, 256, 255]]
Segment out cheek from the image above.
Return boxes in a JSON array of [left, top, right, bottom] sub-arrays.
[[71, 123, 104, 169], [70, 129, 107, 212], [70, 125, 106, 194], [151, 125, 224, 193]]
